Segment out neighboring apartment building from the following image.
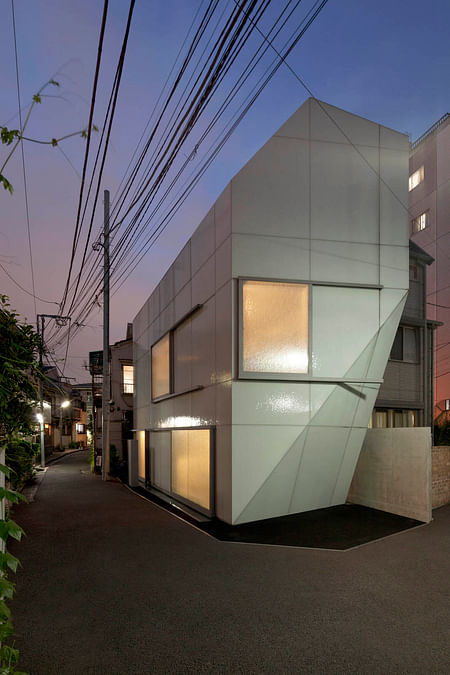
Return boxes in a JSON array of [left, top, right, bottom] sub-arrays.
[[408, 113, 450, 415], [371, 241, 438, 428], [133, 98, 410, 525]]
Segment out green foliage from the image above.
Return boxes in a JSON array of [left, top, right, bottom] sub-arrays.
[[0, 176, 13, 195], [4, 441, 38, 491], [0, 296, 41, 443], [0, 129, 19, 147], [31, 95, 41, 104]]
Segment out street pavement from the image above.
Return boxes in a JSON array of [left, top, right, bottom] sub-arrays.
[[9, 451, 450, 674]]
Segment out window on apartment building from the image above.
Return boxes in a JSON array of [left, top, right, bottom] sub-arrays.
[[370, 408, 418, 428], [239, 279, 309, 378], [445, 399, 450, 411], [411, 212, 428, 233], [408, 165, 424, 191], [390, 326, 419, 363], [122, 364, 134, 394], [76, 423, 86, 434], [151, 333, 171, 399]]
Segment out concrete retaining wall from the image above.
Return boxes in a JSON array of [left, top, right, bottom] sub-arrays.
[[347, 428, 432, 523], [432, 446, 449, 508]]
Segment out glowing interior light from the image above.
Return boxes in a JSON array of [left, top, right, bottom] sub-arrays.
[[242, 280, 309, 374], [36, 413, 44, 424], [61, 400, 70, 408]]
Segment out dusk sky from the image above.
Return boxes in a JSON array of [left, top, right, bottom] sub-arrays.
[[1, 0, 449, 383]]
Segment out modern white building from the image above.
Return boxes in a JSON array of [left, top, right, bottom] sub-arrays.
[[133, 98, 410, 525]]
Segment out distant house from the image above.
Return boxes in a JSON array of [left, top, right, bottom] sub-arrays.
[[133, 98, 412, 524]]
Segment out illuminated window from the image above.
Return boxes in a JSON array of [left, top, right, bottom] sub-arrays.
[[445, 399, 450, 411], [138, 430, 146, 480], [371, 408, 418, 428], [76, 423, 85, 433], [408, 165, 424, 191], [151, 334, 171, 399], [171, 429, 211, 511], [411, 212, 427, 233], [122, 364, 134, 394], [240, 279, 309, 377]]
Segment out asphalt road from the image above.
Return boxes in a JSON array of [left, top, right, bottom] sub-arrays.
[[9, 451, 450, 674]]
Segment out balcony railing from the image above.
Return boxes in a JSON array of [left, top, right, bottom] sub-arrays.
[[410, 113, 450, 151]]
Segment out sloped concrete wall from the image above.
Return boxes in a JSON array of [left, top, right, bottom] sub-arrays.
[[347, 428, 432, 522]]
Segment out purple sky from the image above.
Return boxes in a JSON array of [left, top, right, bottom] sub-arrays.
[[1, 0, 450, 383]]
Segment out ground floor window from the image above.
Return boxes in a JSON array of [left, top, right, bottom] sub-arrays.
[[147, 427, 213, 515], [369, 408, 419, 428]]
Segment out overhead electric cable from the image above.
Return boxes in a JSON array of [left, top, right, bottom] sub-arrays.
[[11, 0, 37, 318]]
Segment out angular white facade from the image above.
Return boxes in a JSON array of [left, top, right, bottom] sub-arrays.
[[133, 98, 409, 525]]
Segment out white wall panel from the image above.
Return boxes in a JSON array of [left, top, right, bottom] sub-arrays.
[[310, 99, 380, 146], [310, 240, 379, 284], [380, 244, 409, 289], [310, 384, 360, 428], [215, 236, 231, 291], [191, 299, 215, 388], [274, 98, 309, 139], [215, 183, 231, 247], [159, 268, 174, 311], [215, 282, 232, 383], [380, 148, 409, 246], [215, 379, 232, 426], [215, 425, 232, 523], [173, 242, 191, 294], [232, 234, 310, 280], [312, 286, 379, 377], [311, 141, 379, 243], [232, 424, 305, 522], [289, 426, 348, 513], [191, 385, 216, 427], [232, 137, 309, 238], [174, 281, 192, 324], [232, 382, 310, 426], [331, 427, 367, 505], [192, 255, 215, 306], [191, 208, 215, 274]]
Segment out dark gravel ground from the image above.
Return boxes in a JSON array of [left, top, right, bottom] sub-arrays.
[[9, 451, 450, 675]]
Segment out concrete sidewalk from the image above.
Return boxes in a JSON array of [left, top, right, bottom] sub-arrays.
[[10, 451, 450, 674]]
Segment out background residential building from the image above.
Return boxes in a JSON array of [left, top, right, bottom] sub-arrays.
[[408, 113, 450, 415]]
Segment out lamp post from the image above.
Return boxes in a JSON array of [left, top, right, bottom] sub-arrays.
[[36, 412, 44, 466], [59, 399, 70, 451]]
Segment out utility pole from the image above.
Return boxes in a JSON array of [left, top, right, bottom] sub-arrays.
[[102, 189, 110, 480], [36, 313, 70, 467]]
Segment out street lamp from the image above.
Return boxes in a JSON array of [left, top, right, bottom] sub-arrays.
[[36, 413, 44, 467], [59, 400, 71, 451]]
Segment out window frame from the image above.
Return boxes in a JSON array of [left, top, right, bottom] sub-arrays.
[[408, 165, 424, 192], [389, 325, 420, 364], [121, 361, 134, 395], [411, 211, 428, 233], [238, 277, 312, 381], [150, 304, 204, 402], [148, 426, 215, 517]]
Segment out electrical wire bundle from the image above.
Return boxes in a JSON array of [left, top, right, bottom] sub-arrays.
[[46, 0, 330, 365]]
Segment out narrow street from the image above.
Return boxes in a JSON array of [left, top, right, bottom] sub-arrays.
[[10, 451, 450, 675]]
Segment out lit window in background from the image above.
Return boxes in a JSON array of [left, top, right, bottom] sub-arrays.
[[412, 212, 427, 232], [408, 165, 424, 191], [242, 280, 309, 374], [122, 364, 134, 394], [151, 334, 171, 399]]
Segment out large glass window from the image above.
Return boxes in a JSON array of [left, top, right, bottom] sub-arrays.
[[171, 429, 211, 511], [240, 279, 309, 377], [151, 333, 171, 399]]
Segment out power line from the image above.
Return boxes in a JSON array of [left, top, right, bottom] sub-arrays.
[[0, 262, 58, 304], [11, 0, 37, 318]]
